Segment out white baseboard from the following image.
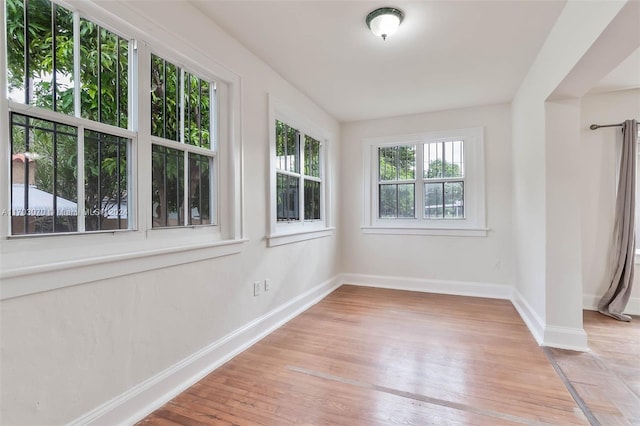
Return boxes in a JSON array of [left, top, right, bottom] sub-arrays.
[[511, 288, 545, 345], [69, 275, 342, 426], [543, 325, 588, 352], [583, 293, 640, 315], [341, 273, 513, 300], [513, 289, 588, 352]]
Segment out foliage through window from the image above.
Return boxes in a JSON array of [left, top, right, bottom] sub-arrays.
[[6, 0, 132, 235], [377, 141, 465, 220], [276, 120, 322, 222], [150, 54, 215, 228]]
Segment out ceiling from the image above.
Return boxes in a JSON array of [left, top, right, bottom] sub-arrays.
[[590, 47, 640, 94], [192, 1, 570, 122]]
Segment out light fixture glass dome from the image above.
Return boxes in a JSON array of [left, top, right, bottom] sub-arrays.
[[366, 7, 404, 40]]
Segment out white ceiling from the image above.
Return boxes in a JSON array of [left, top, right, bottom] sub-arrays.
[[193, 1, 568, 122], [590, 47, 640, 94]]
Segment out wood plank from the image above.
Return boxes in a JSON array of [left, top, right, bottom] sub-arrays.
[[137, 285, 589, 425]]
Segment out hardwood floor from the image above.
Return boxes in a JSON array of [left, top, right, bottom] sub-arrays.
[[546, 310, 640, 426], [138, 285, 589, 425]]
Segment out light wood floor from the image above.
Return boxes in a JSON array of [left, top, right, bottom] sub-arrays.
[[547, 310, 639, 425], [139, 285, 590, 425]]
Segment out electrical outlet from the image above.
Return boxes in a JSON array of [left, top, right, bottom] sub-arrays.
[[264, 279, 272, 292], [253, 281, 261, 296]]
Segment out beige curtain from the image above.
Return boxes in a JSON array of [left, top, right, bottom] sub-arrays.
[[598, 119, 638, 322]]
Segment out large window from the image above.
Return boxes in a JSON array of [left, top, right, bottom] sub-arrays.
[[268, 97, 332, 246], [150, 54, 215, 228], [1, 0, 243, 299], [363, 127, 486, 236], [6, 0, 132, 235]]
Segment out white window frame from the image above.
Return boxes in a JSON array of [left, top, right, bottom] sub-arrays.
[[148, 54, 218, 231], [0, 0, 245, 300], [267, 95, 333, 247], [362, 127, 487, 237]]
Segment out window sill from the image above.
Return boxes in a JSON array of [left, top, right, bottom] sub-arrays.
[[361, 226, 488, 237], [0, 238, 248, 300], [267, 227, 335, 247]]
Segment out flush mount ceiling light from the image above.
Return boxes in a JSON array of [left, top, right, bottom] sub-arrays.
[[366, 7, 404, 40]]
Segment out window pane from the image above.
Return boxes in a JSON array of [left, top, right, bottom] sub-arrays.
[[80, 19, 128, 128], [152, 56, 212, 148], [424, 182, 444, 218], [151, 55, 180, 141], [304, 180, 321, 220], [398, 183, 415, 218], [379, 145, 415, 181], [275, 120, 299, 173], [188, 153, 211, 225], [444, 181, 464, 218], [84, 130, 129, 231], [379, 184, 397, 218], [6, 0, 26, 102], [425, 141, 464, 179], [152, 145, 184, 227], [5, 0, 74, 112], [304, 136, 320, 178], [11, 113, 78, 234], [277, 173, 299, 221]]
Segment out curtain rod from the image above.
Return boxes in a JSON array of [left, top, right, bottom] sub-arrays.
[[590, 120, 638, 130]]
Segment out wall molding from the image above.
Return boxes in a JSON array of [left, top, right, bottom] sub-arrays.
[[341, 273, 513, 300], [583, 293, 640, 316], [512, 288, 588, 352], [511, 288, 545, 346], [68, 275, 342, 426], [543, 325, 589, 352]]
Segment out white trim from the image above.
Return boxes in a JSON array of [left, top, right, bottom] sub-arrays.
[[268, 94, 331, 241], [361, 226, 488, 237], [362, 127, 486, 234], [1, 239, 247, 300], [267, 227, 335, 247], [511, 288, 545, 346], [341, 273, 512, 300], [583, 293, 640, 315], [543, 325, 589, 352], [68, 275, 342, 426], [513, 289, 589, 352]]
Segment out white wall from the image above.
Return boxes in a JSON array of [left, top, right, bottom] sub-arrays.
[[340, 104, 514, 291], [581, 88, 640, 314], [0, 2, 340, 425], [510, 0, 628, 350]]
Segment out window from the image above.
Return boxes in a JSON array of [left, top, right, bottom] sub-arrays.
[[150, 54, 216, 228], [1, 0, 244, 299], [6, 0, 133, 236], [363, 127, 486, 236], [275, 121, 322, 223], [268, 96, 333, 246]]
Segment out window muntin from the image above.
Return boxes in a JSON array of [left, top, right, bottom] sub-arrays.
[[275, 120, 322, 222], [150, 54, 216, 228]]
